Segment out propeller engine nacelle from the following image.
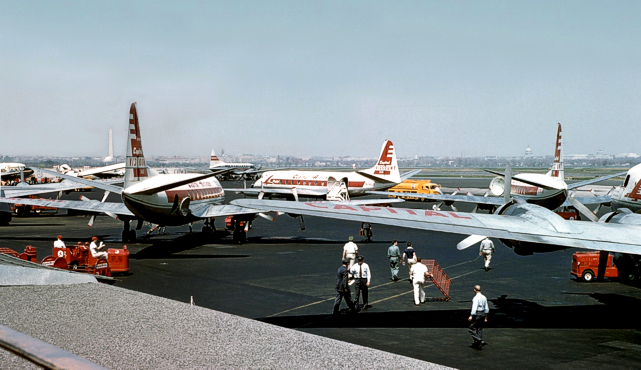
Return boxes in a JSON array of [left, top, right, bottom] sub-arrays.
[[179, 197, 191, 217], [598, 209, 641, 225], [494, 203, 571, 256], [597, 209, 641, 278], [489, 176, 506, 196]]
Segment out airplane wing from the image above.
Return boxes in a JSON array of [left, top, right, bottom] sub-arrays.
[[400, 169, 422, 181], [567, 172, 627, 190], [189, 203, 266, 218], [36, 168, 124, 194], [2, 178, 124, 198], [367, 191, 503, 206], [0, 196, 133, 217], [76, 163, 126, 177], [227, 187, 329, 197], [559, 195, 611, 207], [231, 199, 641, 255]]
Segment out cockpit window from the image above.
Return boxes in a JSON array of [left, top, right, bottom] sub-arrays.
[[624, 175, 630, 187]]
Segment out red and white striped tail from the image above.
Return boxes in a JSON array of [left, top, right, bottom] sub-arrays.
[[361, 140, 401, 183], [550, 123, 564, 180], [125, 103, 151, 188], [209, 149, 223, 169]]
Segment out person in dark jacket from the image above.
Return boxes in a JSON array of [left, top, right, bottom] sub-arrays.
[[333, 258, 357, 315]]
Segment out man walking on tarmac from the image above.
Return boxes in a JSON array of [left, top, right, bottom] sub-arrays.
[[342, 236, 358, 268], [333, 258, 357, 315], [479, 237, 495, 271], [468, 285, 489, 350], [350, 255, 372, 310], [388, 240, 401, 281], [402, 242, 417, 281], [410, 257, 431, 305]]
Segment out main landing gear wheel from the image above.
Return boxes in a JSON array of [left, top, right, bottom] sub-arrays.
[[128, 230, 137, 243], [582, 269, 595, 282], [122, 230, 129, 243]]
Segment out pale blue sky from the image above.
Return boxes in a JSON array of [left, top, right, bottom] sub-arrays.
[[1, 1, 639, 158]]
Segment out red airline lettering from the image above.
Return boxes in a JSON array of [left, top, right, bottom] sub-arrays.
[[306, 202, 328, 209], [448, 212, 472, 219], [359, 206, 381, 212], [424, 210, 447, 217], [334, 205, 358, 211]]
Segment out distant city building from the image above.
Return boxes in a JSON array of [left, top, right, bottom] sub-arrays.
[[524, 145, 533, 157]]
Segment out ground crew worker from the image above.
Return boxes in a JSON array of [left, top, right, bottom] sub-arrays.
[[53, 235, 66, 249], [89, 236, 108, 259], [350, 255, 371, 310], [342, 236, 358, 268], [479, 237, 495, 271], [402, 242, 417, 280], [360, 222, 373, 242], [387, 240, 401, 281], [333, 258, 357, 315], [410, 257, 431, 305], [468, 285, 489, 349]]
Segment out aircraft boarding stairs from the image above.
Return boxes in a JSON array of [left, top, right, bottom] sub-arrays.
[[326, 178, 349, 201], [422, 260, 452, 301]]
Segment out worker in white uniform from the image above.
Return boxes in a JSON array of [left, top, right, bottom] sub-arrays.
[[479, 237, 495, 271], [89, 236, 108, 260], [53, 235, 66, 249], [349, 255, 372, 310], [410, 257, 431, 305], [342, 236, 358, 268], [468, 285, 489, 349]]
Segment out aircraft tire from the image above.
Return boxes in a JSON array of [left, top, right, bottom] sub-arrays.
[[121, 230, 129, 243]]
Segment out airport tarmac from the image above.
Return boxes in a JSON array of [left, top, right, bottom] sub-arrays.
[[1, 178, 640, 369]]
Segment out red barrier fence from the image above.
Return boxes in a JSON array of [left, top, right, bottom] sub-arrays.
[[422, 260, 452, 301]]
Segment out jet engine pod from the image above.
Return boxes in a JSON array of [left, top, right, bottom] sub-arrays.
[[179, 197, 191, 217], [489, 176, 505, 196]]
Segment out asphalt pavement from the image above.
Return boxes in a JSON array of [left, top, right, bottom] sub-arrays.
[[1, 178, 640, 369]]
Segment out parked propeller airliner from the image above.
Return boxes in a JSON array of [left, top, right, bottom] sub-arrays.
[[0, 103, 266, 242], [233, 171, 641, 282], [231, 140, 421, 201], [370, 123, 625, 212], [57, 163, 125, 179], [0, 103, 401, 241], [208, 149, 270, 180]]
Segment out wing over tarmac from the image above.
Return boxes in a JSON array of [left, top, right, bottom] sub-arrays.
[[231, 199, 641, 256]]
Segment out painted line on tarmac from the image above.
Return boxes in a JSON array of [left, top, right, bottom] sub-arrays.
[[267, 257, 484, 317], [368, 261, 511, 305], [265, 280, 401, 317]]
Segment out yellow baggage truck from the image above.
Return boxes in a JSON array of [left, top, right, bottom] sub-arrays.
[[387, 179, 441, 201]]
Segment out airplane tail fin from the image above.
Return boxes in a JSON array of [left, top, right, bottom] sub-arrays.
[[125, 103, 151, 188], [548, 123, 564, 180], [209, 149, 224, 169], [358, 140, 401, 184]]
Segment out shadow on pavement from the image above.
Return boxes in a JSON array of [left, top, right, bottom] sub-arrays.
[[259, 294, 641, 330]]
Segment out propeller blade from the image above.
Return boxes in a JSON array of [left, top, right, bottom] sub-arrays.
[[88, 215, 96, 227], [457, 235, 487, 250], [100, 191, 110, 202], [257, 212, 274, 222], [292, 187, 299, 202], [504, 164, 512, 205], [451, 204, 458, 212], [567, 196, 599, 222]]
